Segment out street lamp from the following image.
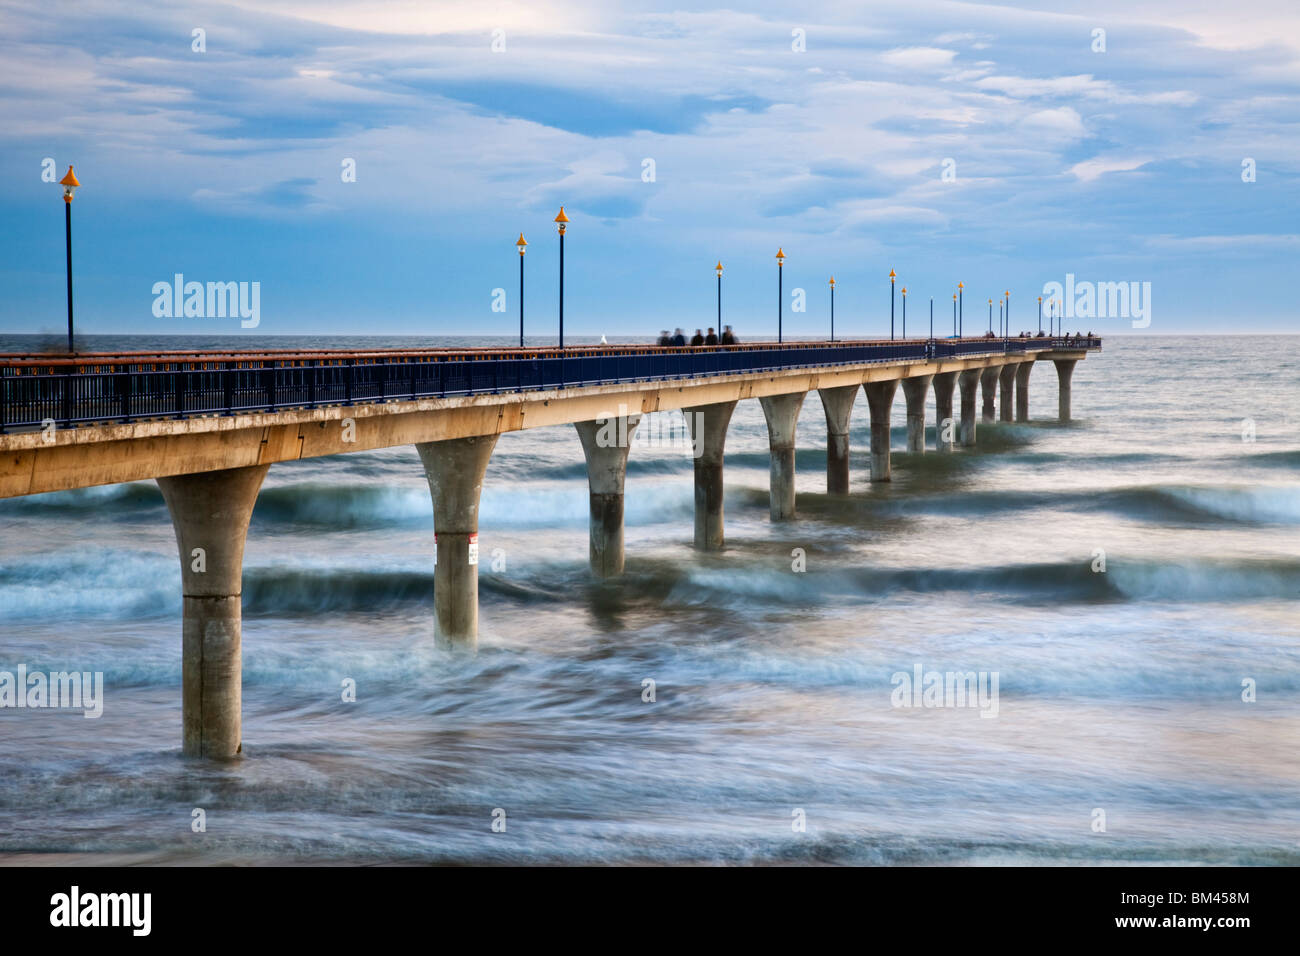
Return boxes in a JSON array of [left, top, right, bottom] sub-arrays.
[[60, 165, 80, 353], [901, 286, 907, 338], [952, 293, 957, 337], [716, 261, 723, 328], [829, 276, 835, 342], [516, 233, 527, 347], [1004, 290, 1010, 338], [889, 269, 896, 340], [554, 206, 569, 348], [929, 296, 934, 338], [776, 248, 786, 343], [958, 281, 964, 337], [988, 297, 993, 334], [1037, 295, 1043, 334]]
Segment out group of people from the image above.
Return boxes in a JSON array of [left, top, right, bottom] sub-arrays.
[[982, 329, 1093, 339], [657, 326, 739, 346]]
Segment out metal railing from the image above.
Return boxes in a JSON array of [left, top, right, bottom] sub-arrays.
[[0, 336, 1100, 432]]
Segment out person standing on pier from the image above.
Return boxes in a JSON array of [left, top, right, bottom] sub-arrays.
[[690, 329, 705, 346], [721, 325, 738, 344], [705, 327, 718, 345], [672, 328, 687, 346]]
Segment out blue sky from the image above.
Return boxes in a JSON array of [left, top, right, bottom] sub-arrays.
[[1, 0, 1297, 338]]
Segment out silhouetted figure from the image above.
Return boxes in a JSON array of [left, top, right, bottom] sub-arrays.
[[689, 329, 705, 346], [657, 330, 671, 346], [705, 327, 718, 345], [671, 328, 686, 347], [720, 325, 738, 344]]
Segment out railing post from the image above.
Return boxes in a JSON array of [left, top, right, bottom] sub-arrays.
[[345, 359, 354, 406], [265, 360, 275, 411], [174, 364, 185, 420], [224, 361, 234, 415]]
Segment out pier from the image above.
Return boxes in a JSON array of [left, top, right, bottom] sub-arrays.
[[0, 335, 1100, 757]]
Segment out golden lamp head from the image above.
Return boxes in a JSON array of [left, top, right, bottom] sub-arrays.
[[716, 261, 723, 276], [889, 268, 896, 280], [775, 248, 785, 263], [60, 165, 80, 202], [829, 276, 835, 287], [958, 281, 964, 290], [554, 206, 569, 233], [901, 286, 907, 295], [516, 233, 527, 254]]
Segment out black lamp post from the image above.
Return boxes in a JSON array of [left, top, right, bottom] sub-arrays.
[[716, 261, 723, 328], [554, 207, 569, 348], [889, 269, 896, 340], [958, 282, 964, 337], [901, 286, 907, 338], [828, 276, 835, 341], [988, 297, 993, 333], [776, 248, 785, 343], [1037, 295, 1042, 334], [516, 233, 527, 347], [60, 165, 80, 353]]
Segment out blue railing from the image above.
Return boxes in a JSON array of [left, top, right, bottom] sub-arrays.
[[0, 337, 1100, 431]]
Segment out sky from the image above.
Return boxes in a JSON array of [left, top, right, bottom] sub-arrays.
[[1, 0, 1297, 338]]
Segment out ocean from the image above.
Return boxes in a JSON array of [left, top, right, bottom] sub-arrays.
[[1, 333, 1297, 865]]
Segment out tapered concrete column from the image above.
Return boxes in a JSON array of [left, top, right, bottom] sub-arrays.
[[998, 364, 1017, 422], [958, 369, 981, 446], [157, 463, 269, 759], [683, 401, 737, 550], [817, 384, 857, 495], [574, 415, 640, 577], [417, 434, 499, 651], [932, 371, 958, 454], [863, 380, 899, 481], [900, 375, 933, 453], [759, 392, 806, 520], [1054, 358, 1078, 421], [1015, 362, 1032, 422], [980, 366, 998, 423]]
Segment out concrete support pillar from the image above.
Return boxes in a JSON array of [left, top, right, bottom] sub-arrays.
[[863, 380, 899, 481], [998, 364, 1017, 422], [958, 369, 981, 447], [683, 401, 737, 550], [758, 392, 806, 520], [1054, 358, 1078, 421], [1015, 362, 1032, 422], [932, 371, 958, 454], [817, 384, 857, 495], [574, 415, 640, 577], [900, 375, 933, 453], [157, 463, 269, 759], [980, 366, 998, 423], [416, 434, 498, 651]]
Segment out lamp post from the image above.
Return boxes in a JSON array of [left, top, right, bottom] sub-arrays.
[[1037, 295, 1042, 334], [999, 301, 1003, 336], [988, 297, 993, 333], [929, 297, 934, 338], [776, 248, 785, 343], [829, 276, 835, 341], [516, 233, 527, 347], [554, 207, 569, 348], [889, 269, 896, 340], [60, 165, 80, 353], [716, 261, 723, 329], [951, 293, 957, 336], [958, 281, 964, 337], [1004, 290, 1010, 338], [901, 286, 907, 338]]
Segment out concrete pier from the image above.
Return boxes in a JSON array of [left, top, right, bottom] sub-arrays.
[[157, 463, 269, 758], [980, 366, 999, 423], [863, 380, 898, 480], [683, 401, 737, 550], [759, 392, 806, 520], [817, 385, 858, 495], [417, 435, 498, 650], [958, 369, 981, 447], [1015, 362, 1032, 422], [998, 364, 1017, 422], [1054, 358, 1078, 421], [932, 371, 958, 453], [901, 375, 934, 453], [574, 415, 640, 577]]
